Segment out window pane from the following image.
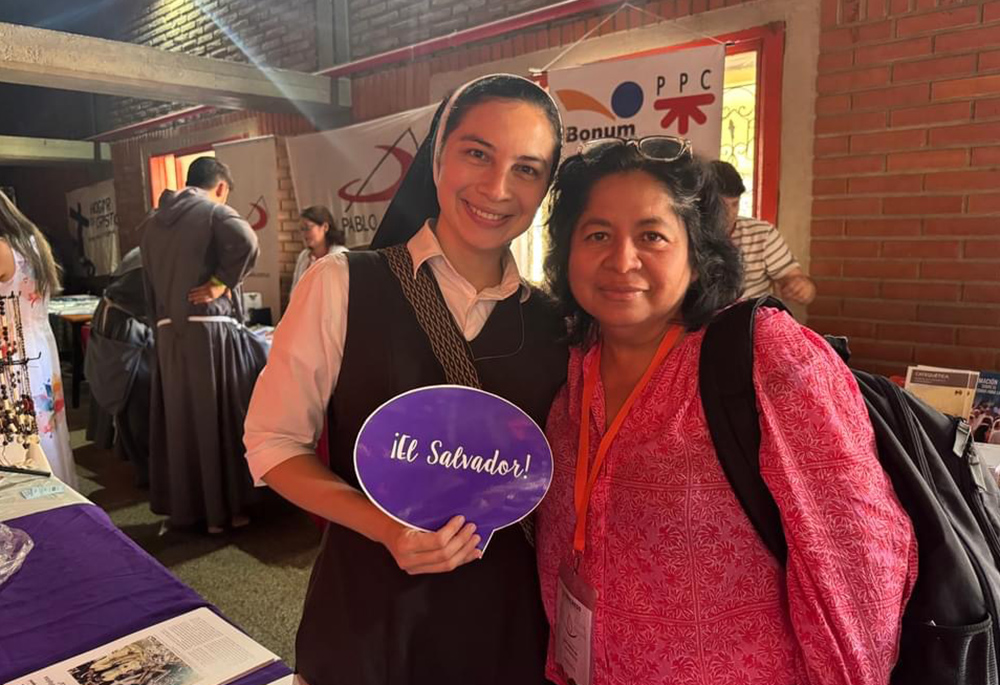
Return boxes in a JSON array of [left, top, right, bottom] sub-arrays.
[[721, 51, 758, 218], [511, 198, 549, 285]]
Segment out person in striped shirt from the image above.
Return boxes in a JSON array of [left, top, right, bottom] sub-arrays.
[[712, 160, 817, 305]]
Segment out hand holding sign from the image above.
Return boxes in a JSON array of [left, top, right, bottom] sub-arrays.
[[380, 514, 482, 575], [355, 386, 553, 555]]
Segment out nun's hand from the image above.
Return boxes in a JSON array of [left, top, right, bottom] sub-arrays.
[[380, 515, 482, 575]]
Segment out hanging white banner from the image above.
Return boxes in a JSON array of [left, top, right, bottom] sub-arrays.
[[66, 178, 120, 276], [214, 136, 281, 323], [547, 44, 725, 157], [286, 104, 438, 249]]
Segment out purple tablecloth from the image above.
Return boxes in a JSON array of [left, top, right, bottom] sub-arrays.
[[0, 504, 291, 684]]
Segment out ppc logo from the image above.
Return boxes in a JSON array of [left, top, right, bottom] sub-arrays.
[[338, 127, 420, 212], [557, 78, 716, 136]]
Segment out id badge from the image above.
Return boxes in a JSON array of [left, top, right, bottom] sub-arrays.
[[555, 561, 597, 685]]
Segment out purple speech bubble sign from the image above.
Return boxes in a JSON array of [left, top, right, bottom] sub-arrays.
[[355, 385, 553, 553]]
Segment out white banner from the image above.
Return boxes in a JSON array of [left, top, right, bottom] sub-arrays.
[[214, 136, 281, 323], [548, 44, 725, 157], [66, 178, 119, 276], [286, 104, 438, 248]]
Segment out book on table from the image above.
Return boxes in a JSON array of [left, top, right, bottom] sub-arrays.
[[5, 607, 278, 685]]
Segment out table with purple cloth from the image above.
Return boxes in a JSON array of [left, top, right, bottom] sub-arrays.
[[0, 503, 292, 683]]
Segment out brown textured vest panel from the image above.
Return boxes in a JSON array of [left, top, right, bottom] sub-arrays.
[[295, 249, 568, 685]]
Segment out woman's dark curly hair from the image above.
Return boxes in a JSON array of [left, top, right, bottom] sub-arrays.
[[544, 143, 744, 345]]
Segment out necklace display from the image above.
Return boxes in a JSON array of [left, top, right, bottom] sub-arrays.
[[0, 294, 43, 469]]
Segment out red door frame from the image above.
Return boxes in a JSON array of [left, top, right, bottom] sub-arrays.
[[753, 23, 785, 225], [569, 23, 786, 224]]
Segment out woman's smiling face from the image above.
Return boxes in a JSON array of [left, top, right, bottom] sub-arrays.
[[568, 170, 694, 337], [434, 98, 557, 255]]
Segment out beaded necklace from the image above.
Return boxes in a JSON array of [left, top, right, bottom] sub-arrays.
[[0, 294, 41, 465]]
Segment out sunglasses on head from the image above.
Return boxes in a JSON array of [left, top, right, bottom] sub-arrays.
[[580, 135, 692, 162]]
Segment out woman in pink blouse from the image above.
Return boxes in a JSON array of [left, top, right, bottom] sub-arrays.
[[536, 138, 918, 685]]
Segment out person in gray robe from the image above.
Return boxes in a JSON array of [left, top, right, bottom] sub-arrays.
[[85, 246, 153, 487], [140, 157, 266, 533]]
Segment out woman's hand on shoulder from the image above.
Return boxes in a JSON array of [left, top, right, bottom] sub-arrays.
[[378, 514, 482, 575]]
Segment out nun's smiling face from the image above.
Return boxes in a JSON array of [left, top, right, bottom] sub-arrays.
[[435, 98, 556, 257]]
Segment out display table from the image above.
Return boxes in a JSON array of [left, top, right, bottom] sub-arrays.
[[0, 502, 291, 684], [49, 295, 101, 409]]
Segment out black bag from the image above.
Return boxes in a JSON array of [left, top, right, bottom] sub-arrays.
[[699, 296, 1000, 685]]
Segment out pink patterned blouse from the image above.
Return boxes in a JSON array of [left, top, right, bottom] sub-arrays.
[[536, 308, 918, 685]]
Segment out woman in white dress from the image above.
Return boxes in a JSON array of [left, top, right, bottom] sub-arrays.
[[290, 205, 348, 293], [0, 190, 76, 488]]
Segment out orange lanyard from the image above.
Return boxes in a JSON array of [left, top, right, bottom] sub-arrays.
[[573, 325, 683, 555]]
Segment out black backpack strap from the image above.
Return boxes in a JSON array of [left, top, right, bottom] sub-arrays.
[[699, 296, 789, 565], [824, 334, 852, 364]]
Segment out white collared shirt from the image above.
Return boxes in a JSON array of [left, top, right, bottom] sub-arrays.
[[291, 244, 348, 292], [244, 222, 528, 483]]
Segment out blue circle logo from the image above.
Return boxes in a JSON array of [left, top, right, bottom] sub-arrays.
[[611, 81, 644, 118]]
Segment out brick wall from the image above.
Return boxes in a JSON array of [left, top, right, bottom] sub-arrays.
[[106, 0, 319, 130], [350, 0, 746, 120], [810, 0, 1000, 377], [275, 137, 304, 309], [348, 0, 553, 59]]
